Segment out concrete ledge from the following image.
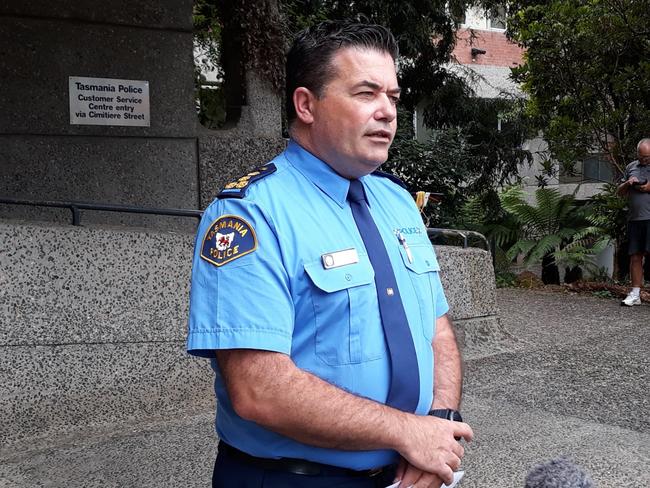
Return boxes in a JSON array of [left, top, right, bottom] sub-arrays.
[[0, 343, 213, 446], [437, 245, 498, 319], [0, 412, 217, 488], [0, 221, 193, 345], [454, 316, 518, 360]]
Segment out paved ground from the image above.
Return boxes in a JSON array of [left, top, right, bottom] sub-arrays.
[[461, 289, 649, 487], [1, 289, 648, 487]]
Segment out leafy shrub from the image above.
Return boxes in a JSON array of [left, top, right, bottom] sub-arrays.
[[495, 272, 518, 288]]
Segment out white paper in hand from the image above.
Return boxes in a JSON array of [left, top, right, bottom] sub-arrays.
[[445, 470, 465, 488], [385, 470, 465, 488]]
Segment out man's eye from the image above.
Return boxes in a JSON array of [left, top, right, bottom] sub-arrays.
[[390, 96, 400, 105]]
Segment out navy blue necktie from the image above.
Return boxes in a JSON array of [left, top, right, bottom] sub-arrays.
[[347, 179, 420, 412]]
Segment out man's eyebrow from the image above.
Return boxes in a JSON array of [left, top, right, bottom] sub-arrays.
[[352, 80, 401, 94]]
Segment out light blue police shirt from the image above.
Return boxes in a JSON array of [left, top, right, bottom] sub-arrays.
[[187, 140, 449, 470]]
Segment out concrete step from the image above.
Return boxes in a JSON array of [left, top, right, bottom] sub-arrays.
[[0, 411, 217, 488]]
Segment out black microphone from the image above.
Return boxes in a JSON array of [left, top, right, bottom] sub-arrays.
[[525, 457, 594, 488]]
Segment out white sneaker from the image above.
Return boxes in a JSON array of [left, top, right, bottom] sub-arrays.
[[621, 293, 641, 306]]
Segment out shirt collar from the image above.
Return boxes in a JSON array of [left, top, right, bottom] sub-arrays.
[[284, 139, 352, 208]]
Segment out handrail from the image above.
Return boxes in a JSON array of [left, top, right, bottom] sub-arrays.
[[0, 197, 202, 226], [1, 198, 490, 253], [427, 227, 490, 251]]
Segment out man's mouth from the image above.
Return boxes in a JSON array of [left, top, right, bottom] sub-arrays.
[[365, 130, 392, 142]]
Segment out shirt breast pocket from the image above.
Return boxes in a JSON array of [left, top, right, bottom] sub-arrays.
[[304, 255, 385, 365], [399, 243, 439, 342]]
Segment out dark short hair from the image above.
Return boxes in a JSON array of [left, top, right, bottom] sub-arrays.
[[286, 20, 398, 125]]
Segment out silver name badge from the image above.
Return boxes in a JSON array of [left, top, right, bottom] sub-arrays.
[[321, 248, 359, 269]]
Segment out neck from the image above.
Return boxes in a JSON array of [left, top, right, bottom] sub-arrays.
[[290, 131, 372, 180]]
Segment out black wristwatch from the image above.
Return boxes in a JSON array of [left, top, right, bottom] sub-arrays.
[[428, 408, 463, 422]]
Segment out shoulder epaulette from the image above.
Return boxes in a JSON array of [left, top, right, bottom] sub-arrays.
[[372, 170, 409, 190], [218, 163, 277, 199]]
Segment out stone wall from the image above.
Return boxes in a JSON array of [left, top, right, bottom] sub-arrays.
[[437, 246, 511, 359], [0, 220, 500, 447], [0, 221, 213, 448], [0, 4, 289, 227], [0, 2, 199, 229]]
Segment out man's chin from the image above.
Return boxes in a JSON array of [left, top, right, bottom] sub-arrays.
[[368, 153, 390, 168], [361, 146, 390, 164], [359, 157, 389, 175]]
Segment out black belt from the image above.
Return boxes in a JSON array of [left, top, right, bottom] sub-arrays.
[[218, 441, 392, 478]]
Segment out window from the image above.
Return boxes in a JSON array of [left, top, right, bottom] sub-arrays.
[[583, 154, 614, 183], [488, 6, 507, 30], [559, 161, 583, 184], [558, 154, 614, 184]]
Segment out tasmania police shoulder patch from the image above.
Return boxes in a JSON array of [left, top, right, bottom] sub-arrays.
[[200, 215, 257, 267], [218, 163, 277, 199]]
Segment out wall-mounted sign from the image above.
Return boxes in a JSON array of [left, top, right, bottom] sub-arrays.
[[69, 76, 150, 127]]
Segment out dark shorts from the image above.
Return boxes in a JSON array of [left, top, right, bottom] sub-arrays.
[[628, 219, 650, 255]]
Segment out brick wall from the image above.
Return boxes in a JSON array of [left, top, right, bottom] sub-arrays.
[[452, 28, 524, 67]]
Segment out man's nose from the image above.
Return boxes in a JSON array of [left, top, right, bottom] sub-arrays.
[[374, 94, 397, 122]]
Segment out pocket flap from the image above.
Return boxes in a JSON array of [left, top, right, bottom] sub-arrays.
[[304, 255, 375, 293], [399, 243, 441, 274]]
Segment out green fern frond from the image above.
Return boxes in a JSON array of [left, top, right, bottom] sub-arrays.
[[506, 239, 536, 261], [525, 235, 562, 265], [462, 195, 487, 225]]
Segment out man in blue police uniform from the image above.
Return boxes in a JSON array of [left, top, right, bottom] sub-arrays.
[[188, 20, 473, 488]]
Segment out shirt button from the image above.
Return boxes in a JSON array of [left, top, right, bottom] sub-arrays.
[[345, 273, 352, 281]]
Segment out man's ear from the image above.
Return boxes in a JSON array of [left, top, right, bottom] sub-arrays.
[[293, 87, 316, 125]]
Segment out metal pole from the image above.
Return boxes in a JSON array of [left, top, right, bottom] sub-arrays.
[[71, 206, 81, 226]]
